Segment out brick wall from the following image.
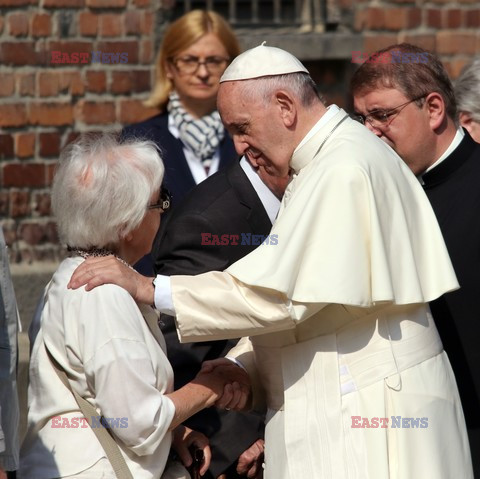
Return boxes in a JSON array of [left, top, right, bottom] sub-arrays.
[[0, 0, 162, 263], [354, 0, 480, 78], [1, 0, 480, 265]]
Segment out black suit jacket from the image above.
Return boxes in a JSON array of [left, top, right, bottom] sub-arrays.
[[153, 160, 272, 477], [423, 130, 480, 430]]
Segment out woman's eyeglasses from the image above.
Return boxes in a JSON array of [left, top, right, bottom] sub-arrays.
[[148, 188, 171, 212], [170, 55, 230, 75], [354, 95, 427, 127]]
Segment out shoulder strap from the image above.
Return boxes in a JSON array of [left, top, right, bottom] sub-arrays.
[[45, 345, 134, 479]]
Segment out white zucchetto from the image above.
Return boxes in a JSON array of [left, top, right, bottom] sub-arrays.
[[220, 42, 309, 82]]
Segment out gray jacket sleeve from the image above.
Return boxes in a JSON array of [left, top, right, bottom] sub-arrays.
[[0, 229, 19, 471]]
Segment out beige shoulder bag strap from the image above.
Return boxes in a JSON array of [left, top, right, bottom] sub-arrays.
[[45, 345, 134, 479]]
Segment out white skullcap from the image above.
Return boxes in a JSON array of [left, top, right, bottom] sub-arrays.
[[220, 42, 309, 82]]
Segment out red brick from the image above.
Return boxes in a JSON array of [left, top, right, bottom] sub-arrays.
[[111, 70, 151, 94], [357, 7, 384, 30], [0, 192, 8, 218], [3, 163, 46, 187], [46, 162, 57, 185], [0, 73, 15, 96], [100, 13, 123, 37], [0, 0, 36, 5], [133, 0, 149, 7], [39, 132, 61, 157], [399, 34, 436, 52], [142, 11, 154, 34], [0, 42, 37, 65], [17, 72, 35, 96], [41, 71, 85, 96], [29, 102, 74, 126], [31, 13, 51, 36], [436, 31, 476, 54], [140, 39, 153, 64], [119, 99, 157, 124], [0, 104, 28, 127], [43, 0, 84, 7], [8, 12, 29, 36], [96, 41, 138, 63], [407, 8, 422, 27], [426, 9, 442, 28], [79, 11, 98, 36], [76, 100, 115, 124], [86, 0, 125, 8], [465, 9, 480, 27], [86, 71, 106, 92], [44, 221, 58, 242], [384, 8, 413, 30], [10, 191, 30, 217], [15, 132, 36, 158], [34, 193, 51, 216], [363, 35, 399, 54], [132, 70, 151, 92], [19, 222, 45, 245], [67, 71, 85, 95], [445, 9, 463, 28], [38, 71, 60, 96], [0, 134, 14, 158], [125, 11, 141, 34], [111, 71, 132, 94], [444, 59, 470, 80]]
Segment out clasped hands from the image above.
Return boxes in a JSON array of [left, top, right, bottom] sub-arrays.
[[195, 358, 251, 411]]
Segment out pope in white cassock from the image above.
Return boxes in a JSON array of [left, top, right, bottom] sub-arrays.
[[70, 44, 473, 478]]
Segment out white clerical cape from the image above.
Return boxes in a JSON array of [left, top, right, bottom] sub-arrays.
[[171, 109, 473, 478]]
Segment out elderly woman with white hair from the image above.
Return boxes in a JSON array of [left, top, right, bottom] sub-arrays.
[[19, 135, 237, 479], [455, 57, 480, 143]]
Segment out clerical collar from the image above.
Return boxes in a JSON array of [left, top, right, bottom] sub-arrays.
[[419, 128, 464, 183], [295, 104, 340, 152], [240, 156, 281, 224]]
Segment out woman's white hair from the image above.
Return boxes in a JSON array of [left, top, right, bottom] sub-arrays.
[[52, 133, 164, 250], [455, 57, 480, 122]]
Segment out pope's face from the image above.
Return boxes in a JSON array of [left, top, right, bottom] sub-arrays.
[[217, 81, 293, 177], [353, 87, 435, 175]]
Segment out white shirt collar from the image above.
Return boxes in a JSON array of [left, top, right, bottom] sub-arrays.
[[240, 157, 281, 224], [423, 128, 465, 174], [295, 104, 341, 153]]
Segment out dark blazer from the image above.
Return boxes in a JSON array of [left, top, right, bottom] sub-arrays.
[[153, 160, 272, 478], [422, 131, 480, 434], [122, 111, 238, 205]]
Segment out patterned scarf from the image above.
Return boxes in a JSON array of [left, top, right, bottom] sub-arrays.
[[167, 91, 225, 170]]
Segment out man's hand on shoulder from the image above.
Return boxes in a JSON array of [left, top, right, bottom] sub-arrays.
[[68, 256, 155, 305]]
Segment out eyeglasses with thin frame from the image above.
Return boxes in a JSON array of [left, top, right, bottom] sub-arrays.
[[354, 94, 427, 127], [170, 55, 230, 75], [148, 188, 171, 212]]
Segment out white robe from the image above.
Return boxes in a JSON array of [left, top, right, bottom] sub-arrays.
[[171, 109, 473, 478]]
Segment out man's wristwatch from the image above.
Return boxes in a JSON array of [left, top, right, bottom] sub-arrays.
[[151, 276, 157, 309]]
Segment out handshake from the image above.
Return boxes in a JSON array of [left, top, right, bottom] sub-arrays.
[[194, 358, 251, 411]]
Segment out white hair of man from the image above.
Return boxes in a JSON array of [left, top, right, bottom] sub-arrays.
[[234, 72, 322, 108], [455, 57, 480, 123], [52, 133, 164, 250]]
